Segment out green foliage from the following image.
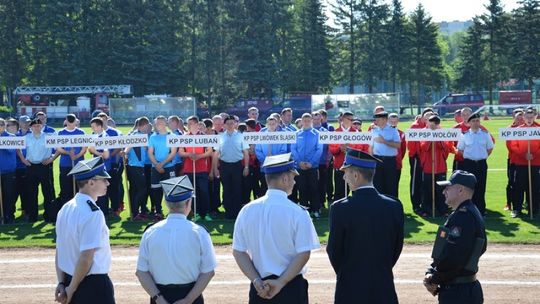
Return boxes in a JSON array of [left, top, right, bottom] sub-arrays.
[[456, 18, 487, 92], [511, 0, 540, 90], [407, 4, 444, 105]]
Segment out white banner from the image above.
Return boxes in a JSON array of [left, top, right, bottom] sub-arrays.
[[499, 127, 540, 141], [94, 134, 148, 149], [0, 137, 26, 149], [167, 134, 220, 147], [318, 131, 372, 144], [405, 129, 461, 142], [45, 135, 95, 148], [243, 132, 297, 144]]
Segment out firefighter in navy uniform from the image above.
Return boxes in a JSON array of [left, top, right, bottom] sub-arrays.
[[424, 170, 487, 304], [327, 149, 404, 304]]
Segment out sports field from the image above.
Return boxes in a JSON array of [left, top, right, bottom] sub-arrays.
[[0, 118, 539, 247], [1, 244, 539, 303]]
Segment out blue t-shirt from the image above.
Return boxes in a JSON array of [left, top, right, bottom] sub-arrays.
[[172, 129, 183, 166], [58, 128, 86, 168], [15, 129, 29, 169], [105, 127, 122, 165], [0, 131, 17, 174], [94, 132, 112, 170], [127, 131, 147, 167], [149, 132, 174, 168]]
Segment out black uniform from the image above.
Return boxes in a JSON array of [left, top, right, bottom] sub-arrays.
[[427, 199, 487, 304], [327, 187, 404, 304]]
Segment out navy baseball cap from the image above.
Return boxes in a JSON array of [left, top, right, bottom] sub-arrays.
[[437, 170, 477, 190]]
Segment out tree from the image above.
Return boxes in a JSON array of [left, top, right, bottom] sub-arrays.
[[481, 0, 512, 104], [456, 18, 487, 92], [292, 0, 331, 93], [358, 0, 390, 93], [408, 4, 444, 109], [330, 0, 362, 93], [511, 0, 540, 90], [386, 0, 410, 92]]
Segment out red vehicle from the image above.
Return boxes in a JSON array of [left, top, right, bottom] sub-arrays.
[[499, 90, 532, 114], [13, 85, 132, 120]]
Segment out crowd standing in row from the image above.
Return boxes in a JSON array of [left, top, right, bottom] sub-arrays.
[[1, 105, 539, 224]]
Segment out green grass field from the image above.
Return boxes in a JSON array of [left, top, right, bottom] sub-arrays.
[[0, 118, 539, 248]]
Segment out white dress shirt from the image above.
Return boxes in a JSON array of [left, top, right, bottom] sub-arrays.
[[232, 189, 320, 278], [457, 129, 494, 161], [137, 213, 217, 284], [56, 193, 112, 276]]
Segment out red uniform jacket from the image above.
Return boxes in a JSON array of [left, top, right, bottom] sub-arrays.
[[420, 139, 454, 174], [407, 119, 426, 157], [506, 122, 520, 165], [510, 121, 540, 166], [329, 126, 369, 169]]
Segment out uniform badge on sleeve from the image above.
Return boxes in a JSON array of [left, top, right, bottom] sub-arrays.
[[450, 226, 461, 238]]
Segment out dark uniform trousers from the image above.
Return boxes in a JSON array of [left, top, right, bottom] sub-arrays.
[[461, 159, 488, 215], [249, 275, 308, 304], [152, 283, 203, 304], [326, 159, 334, 202], [15, 168, 30, 214], [512, 165, 540, 215], [27, 163, 55, 221], [1, 172, 16, 222], [438, 280, 483, 304], [373, 156, 398, 197], [297, 168, 321, 212], [422, 173, 448, 216], [242, 166, 261, 205], [220, 160, 243, 219], [126, 165, 147, 217], [333, 169, 348, 201], [143, 164, 152, 213], [506, 159, 516, 208], [65, 274, 115, 304], [209, 176, 221, 213], [59, 166, 76, 205], [318, 164, 329, 208], [188, 172, 210, 217], [409, 156, 423, 211], [107, 162, 123, 213]]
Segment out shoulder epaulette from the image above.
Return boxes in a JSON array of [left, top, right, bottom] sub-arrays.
[[458, 206, 468, 212], [143, 222, 158, 232], [332, 197, 349, 205], [86, 200, 99, 212], [297, 203, 310, 210]]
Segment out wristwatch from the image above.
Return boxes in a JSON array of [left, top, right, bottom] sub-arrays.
[[151, 292, 162, 301]]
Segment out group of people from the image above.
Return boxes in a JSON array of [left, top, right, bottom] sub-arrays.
[[3, 102, 540, 224], [54, 148, 487, 304]]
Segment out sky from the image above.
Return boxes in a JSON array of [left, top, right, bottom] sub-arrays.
[[325, 0, 521, 23]]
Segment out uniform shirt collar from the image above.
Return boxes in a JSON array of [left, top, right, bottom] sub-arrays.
[[266, 189, 288, 199], [75, 192, 96, 205], [167, 213, 187, 220]]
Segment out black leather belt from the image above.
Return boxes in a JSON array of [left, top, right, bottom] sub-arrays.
[[157, 282, 196, 289], [447, 274, 477, 285]]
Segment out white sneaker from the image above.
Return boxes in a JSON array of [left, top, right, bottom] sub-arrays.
[[313, 211, 320, 219], [510, 210, 519, 218]]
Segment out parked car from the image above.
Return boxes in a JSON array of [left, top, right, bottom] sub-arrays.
[[433, 93, 484, 116]]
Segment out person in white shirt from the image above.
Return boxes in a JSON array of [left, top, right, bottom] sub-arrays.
[[233, 153, 320, 303], [136, 175, 217, 304], [457, 112, 494, 216], [54, 157, 114, 304]]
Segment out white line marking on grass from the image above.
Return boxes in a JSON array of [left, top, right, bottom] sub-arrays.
[[1, 252, 540, 264], [2, 279, 540, 289]]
